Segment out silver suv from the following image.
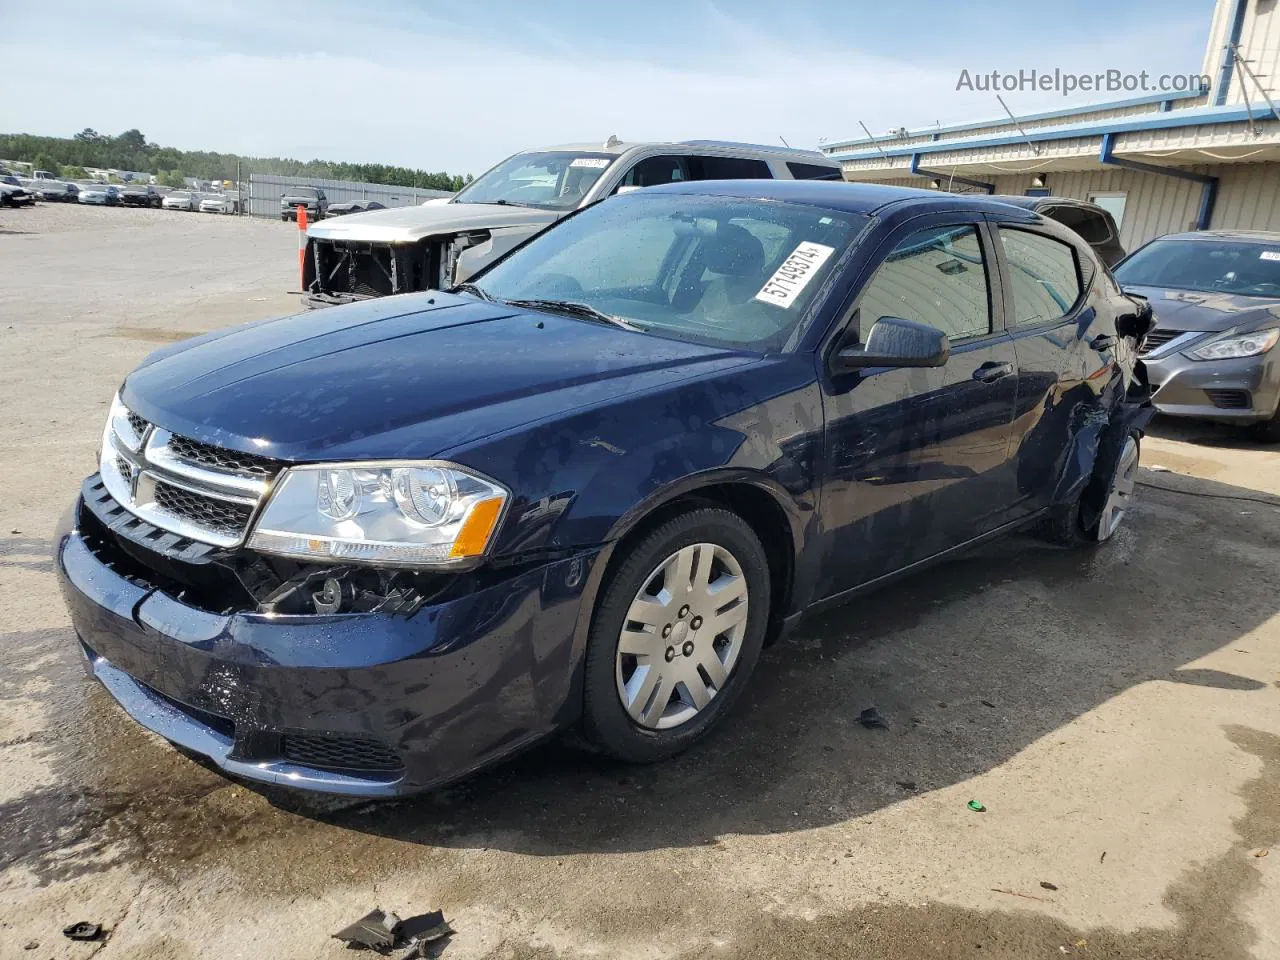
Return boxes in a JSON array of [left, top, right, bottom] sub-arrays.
[[301, 138, 842, 308]]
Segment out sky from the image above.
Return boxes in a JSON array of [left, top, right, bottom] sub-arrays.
[[1, 0, 1220, 175]]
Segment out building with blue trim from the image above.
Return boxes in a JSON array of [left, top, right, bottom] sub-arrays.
[[822, 0, 1280, 250]]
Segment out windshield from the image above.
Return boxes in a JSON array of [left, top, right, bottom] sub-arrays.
[[472, 194, 868, 351], [1114, 238, 1280, 298], [453, 151, 616, 210], [169, 192, 190, 199]]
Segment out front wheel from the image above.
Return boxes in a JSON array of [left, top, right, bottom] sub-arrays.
[[1250, 406, 1280, 443], [581, 508, 771, 763]]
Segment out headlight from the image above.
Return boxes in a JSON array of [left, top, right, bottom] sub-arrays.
[[248, 461, 508, 567], [1185, 327, 1279, 361]]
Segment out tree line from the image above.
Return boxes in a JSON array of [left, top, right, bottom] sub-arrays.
[[0, 128, 471, 191]]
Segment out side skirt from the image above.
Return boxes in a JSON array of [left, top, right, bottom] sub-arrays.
[[780, 508, 1050, 632]]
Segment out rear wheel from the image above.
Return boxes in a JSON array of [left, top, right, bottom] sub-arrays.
[[1038, 432, 1140, 546], [581, 508, 770, 763]]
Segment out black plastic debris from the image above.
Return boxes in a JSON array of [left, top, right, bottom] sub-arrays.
[[980, 700, 997, 709], [333, 909, 402, 952], [398, 911, 455, 958], [62, 922, 103, 942], [1040, 881, 1060, 891], [333, 909, 454, 957], [858, 707, 889, 730]]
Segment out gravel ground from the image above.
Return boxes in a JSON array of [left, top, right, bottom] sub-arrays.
[[0, 202, 1278, 960]]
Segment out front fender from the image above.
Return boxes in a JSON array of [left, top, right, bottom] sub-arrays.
[[447, 358, 823, 560]]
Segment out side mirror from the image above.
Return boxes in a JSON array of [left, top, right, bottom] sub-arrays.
[[831, 316, 950, 373]]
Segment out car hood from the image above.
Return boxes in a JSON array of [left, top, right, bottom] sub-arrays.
[[306, 202, 559, 244], [121, 293, 756, 463], [1122, 284, 1280, 333]]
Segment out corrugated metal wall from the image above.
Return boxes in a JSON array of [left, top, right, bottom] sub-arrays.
[[247, 174, 452, 218], [988, 162, 1280, 249], [1214, 163, 1280, 230], [1219, 0, 1280, 107]]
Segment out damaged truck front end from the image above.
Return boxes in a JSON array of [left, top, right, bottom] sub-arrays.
[[302, 231, 500, 308], [300, 198, 562, 308]]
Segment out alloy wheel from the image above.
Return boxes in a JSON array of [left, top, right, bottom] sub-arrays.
[[1097, 435, 1139, 541], [615, 542, 749, 730]]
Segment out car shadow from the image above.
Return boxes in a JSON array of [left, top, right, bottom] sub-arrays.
[[5, 470, 1277, 884], [1146, 414, 1273, 450]]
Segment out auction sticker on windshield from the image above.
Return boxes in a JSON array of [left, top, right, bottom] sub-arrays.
[[1260, 250, 1280, 261], [755, 242, 836, 308], [571, 158, 611, 169]]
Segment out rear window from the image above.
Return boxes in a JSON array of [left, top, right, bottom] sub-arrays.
[[1041, 205, 1114, 245], [787, 162, 843, 181]]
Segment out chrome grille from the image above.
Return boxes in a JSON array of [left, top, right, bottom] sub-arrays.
[[153, 481, 255, 536], [126, 411, 149, 439], [1140, 328, 1199, 357], [99, 399, 282, 548], [165, 434, 279, 479]]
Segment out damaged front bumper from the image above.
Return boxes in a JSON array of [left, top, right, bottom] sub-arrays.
[[55, 498, 600, 796]]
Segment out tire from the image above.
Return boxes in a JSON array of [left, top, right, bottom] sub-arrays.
[[1250, 408, 1280, 443], [581, 507, 771, 764], [1038, 431, 1140, 547]]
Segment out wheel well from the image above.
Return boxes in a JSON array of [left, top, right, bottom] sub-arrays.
[[609, 483, 795, 644]]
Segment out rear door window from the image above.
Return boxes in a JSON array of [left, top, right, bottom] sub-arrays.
[[999, 229, 1083, 326], [617, 156, 689, 189], [687, 156, 773, 180]]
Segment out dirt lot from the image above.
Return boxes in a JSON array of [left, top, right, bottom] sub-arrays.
[[1, 202, 1278, 960]]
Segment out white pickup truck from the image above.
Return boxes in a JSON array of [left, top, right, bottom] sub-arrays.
[[301, 137, 842, 308]]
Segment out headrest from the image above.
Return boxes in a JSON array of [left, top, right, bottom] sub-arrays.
[[704, 223, 765, 277]]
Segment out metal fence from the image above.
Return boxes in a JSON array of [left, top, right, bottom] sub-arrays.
[[246, 174, 453, 218]]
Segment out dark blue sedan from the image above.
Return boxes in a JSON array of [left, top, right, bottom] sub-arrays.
[[56, 181, 1154, 796]]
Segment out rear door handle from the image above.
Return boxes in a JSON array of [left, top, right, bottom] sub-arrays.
[[972, 361, 1014, 383], [1090, 334, 1115, 351]]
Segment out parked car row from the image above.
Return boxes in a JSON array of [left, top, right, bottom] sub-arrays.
[[0, 175, 242, 213]]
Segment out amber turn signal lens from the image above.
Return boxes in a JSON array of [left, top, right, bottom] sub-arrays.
[[449, 497, 505, 558]]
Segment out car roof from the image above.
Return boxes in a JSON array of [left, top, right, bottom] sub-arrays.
[[539, 139, 838, 165], [988, 195, 1104, 211], [638, 179, 1035, 216], [1150, 229, 1280, 243]]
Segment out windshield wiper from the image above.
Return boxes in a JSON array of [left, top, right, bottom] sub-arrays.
[[505, 298, 646, 332], [465, 198, 531, 208], [452, 282, 497, 302]]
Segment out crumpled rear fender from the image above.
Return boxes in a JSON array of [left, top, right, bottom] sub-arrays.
[[1050, 360, 1155, 511]]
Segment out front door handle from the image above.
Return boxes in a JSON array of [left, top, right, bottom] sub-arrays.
[[972, 361, 1014, 383], [1090, 334, 1115, 351]]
